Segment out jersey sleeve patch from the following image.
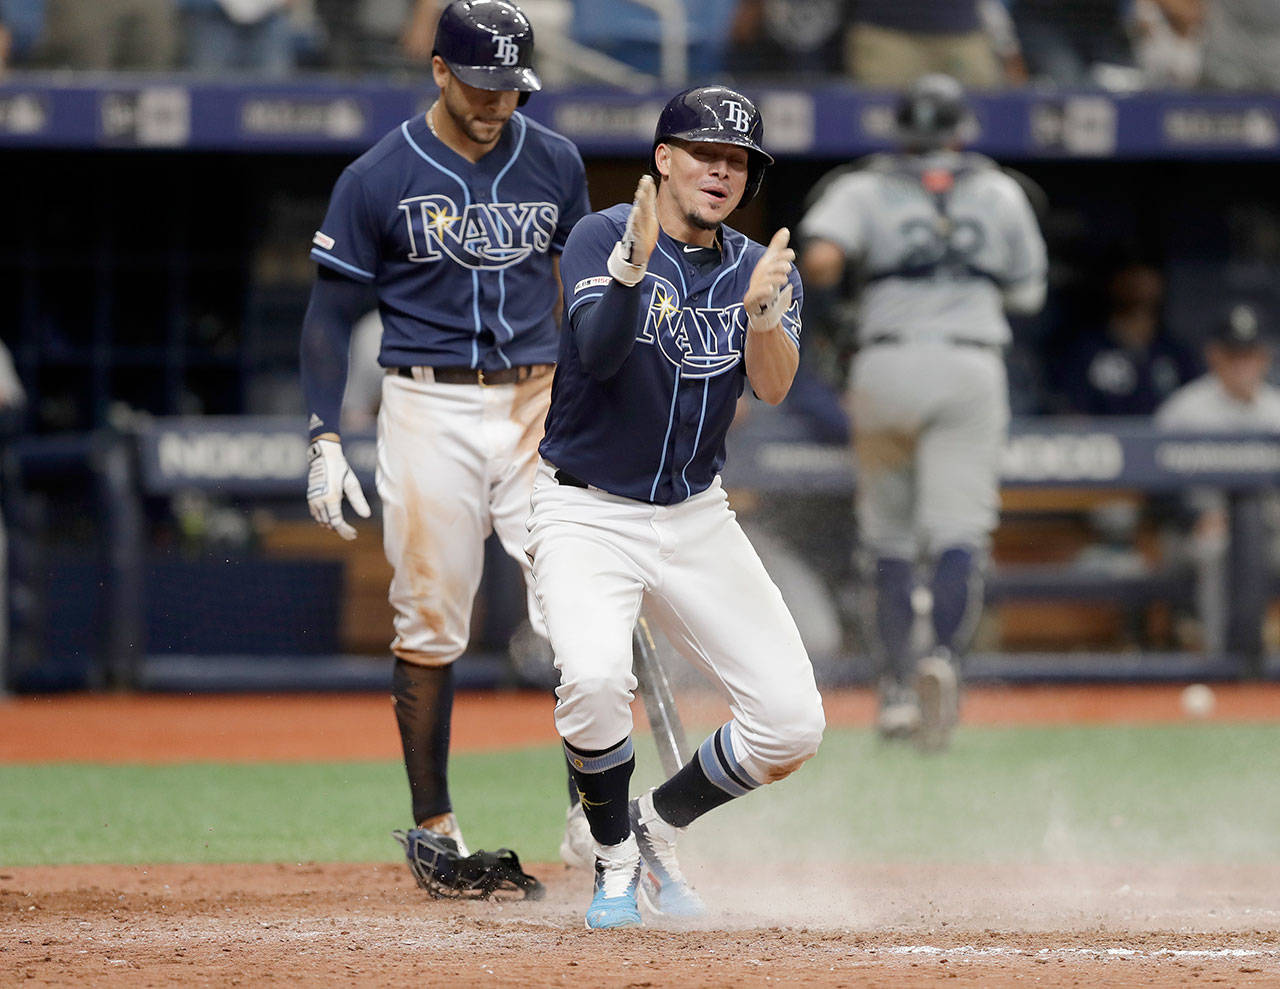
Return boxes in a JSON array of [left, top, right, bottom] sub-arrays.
[[573, 275, 611, 294], [312, 231, 336, 250]]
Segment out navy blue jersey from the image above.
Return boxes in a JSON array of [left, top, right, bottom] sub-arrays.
[[311, 111, 589, 370], [540, 204, 803, 505]]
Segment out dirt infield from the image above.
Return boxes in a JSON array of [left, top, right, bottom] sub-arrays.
[[5, 862, 1279, 987], [3, 683, 1278, 763], [3, 685, 1280, 986]]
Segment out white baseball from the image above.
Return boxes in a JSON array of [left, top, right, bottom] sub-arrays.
[[1180, 683, 1215, 719]]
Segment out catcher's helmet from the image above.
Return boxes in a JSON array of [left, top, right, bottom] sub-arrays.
[[651, 85, 774, 208], [894, 74, 977, 151], [433, 0, 541, 104]]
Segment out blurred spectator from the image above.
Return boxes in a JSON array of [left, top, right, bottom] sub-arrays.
[[1155, 302, 1280, 652], [1012, 0, 1135, 88], [179, 0, 297, 77], [844, 0, 1002, 89], [568, 0, 737, 81], [315, 0, 437, 72], [1200, 0, 1280, 90], [0, 0, 45, 71], [1056, 261, 1198, 415], [41, 0, 178, 71], [1130, 0, 1203, 88], [979, 0, 1029, 85], [726, 0, 846, 78]]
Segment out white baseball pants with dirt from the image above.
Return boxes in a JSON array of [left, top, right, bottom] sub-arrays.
[[525, 460, 826, 785], [376, 369, 551, 666]]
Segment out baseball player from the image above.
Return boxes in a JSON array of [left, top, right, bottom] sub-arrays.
[[1155, 303, 1280, 655], [797, 74, 1047, 751], [299, 0, 591, 875], [525, 86, 826, 929]]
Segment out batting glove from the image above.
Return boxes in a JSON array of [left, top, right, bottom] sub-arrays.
[[608, 174, 659, 286], [744, 227, 796, 333], [307, 437, 371, 540]]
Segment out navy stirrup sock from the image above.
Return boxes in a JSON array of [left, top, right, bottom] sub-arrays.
[[564, 737, 636, 846], [930, 546, 976, 652], [391, 659, 455, 826]]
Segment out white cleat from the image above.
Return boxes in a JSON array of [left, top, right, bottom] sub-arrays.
[[914, 653, 959, 753], [629, 789, 706, 918], [560, 801, 594, 870], [585, 835, 642, 930], [876, 682, 921, 741]]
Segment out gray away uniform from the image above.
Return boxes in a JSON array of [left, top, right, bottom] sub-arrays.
[[799, 149, 1046, 695]]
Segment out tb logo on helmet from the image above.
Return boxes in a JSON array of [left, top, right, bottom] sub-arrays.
[[721, 100, 751, 134], [493, 35, 520, 66]]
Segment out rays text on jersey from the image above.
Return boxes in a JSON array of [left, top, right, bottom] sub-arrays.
[[636, 275, 746, 378], [398, 194, 559, 270]]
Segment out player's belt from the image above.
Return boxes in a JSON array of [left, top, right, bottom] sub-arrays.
[[392, 364, 553, 386], [553, 468, 590, 489], [865, 334, 1001, 351]]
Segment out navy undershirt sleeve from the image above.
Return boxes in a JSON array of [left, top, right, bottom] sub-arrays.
[[570, 278, 643, 380], [300, 266, 376, 439]]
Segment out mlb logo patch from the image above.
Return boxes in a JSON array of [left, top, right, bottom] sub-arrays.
[[313, 231, 336, 250]]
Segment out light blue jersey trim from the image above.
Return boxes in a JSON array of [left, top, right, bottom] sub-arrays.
[[649, 367, 681, 502], [680, 380, 710, 499], [490, 114, 529, 366], [706, 232, 747, 306], [648, 240, 690, 502], [654, 241, 688, 296], [568, 291, 606, 319], [400, 120, 483, 368], [310, 249, 374, 281]]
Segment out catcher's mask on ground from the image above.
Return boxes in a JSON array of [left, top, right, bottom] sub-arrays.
[[433, 0, 541, 106], [392, 828, 544, 901], [649, 85, 773, 208]]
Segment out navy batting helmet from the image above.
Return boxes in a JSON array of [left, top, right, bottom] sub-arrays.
[[894, 74, 976, 151], [651, 86, 774, 208], [433, 0, 541, 104]]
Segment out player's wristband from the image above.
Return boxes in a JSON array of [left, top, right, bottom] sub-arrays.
[[607, 241, 647, 287]]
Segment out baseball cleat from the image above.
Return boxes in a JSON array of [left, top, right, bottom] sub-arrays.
[[629, 789, 706, 919], [585, 835, 642, 930], [876, 683, 921, 741], [560, 801, 594, 870], [417, 811, 470, 857], [914, 652, 959, 753]]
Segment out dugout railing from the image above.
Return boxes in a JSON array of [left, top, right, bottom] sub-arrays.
[[4, 416, 1280, 693]]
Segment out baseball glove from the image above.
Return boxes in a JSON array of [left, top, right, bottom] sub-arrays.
[[392, 828, 545, 901]]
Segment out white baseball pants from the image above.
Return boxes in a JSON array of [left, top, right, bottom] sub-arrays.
[[525, 460, 825, 785], [376, 370, 551, 666]]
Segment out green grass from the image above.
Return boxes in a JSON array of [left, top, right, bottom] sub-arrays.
[[2, 723, 1277, 866]]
